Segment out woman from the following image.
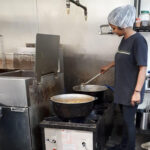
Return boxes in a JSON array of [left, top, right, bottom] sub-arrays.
[[101, 5, 148, 150]]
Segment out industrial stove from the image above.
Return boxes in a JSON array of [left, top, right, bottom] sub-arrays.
[[0, 34, 64, 150], [40, 102, 114, 150]]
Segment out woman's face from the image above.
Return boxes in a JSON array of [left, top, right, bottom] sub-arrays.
[[110, 24, 124, 36]]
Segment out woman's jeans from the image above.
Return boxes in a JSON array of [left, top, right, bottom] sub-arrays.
[[120, 105, 137, 150]]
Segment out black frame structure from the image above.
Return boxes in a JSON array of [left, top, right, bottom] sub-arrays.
[[134, 0, 141, 17], [134, 0, 150, 32]]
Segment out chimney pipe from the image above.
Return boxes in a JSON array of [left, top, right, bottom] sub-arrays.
[[66, 0, 88, 21]]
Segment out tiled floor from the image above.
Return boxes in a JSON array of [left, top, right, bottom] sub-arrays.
[[104, 106, 150, 150], [105, 130, 150, 150], [136, 130, 150, 150]]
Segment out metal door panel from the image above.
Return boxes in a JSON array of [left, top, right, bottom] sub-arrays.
[[36, 34, 60, 82], [0, 107, 32, 150]]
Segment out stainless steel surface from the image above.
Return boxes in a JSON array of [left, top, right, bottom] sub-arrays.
[[0, 32, 64, 150], [0, 70, 64, 107], [57, 45, 64, 73], [36, 34, 60, 82], [0, 72, 64, 150], [140, 93, 150, 130], [0, 77, 32, 107], [51, 93, 95, 104], [82, 73, 102, 85], [140, 112, 150, 130], [73, 84, 107, 92], [0, 70, 34, 107]]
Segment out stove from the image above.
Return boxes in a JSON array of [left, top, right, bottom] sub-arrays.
[[40, 103, 114, 150]]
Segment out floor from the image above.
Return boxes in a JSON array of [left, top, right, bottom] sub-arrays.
[[136, 131, 150, 150], [104, 130, 150, 150], [104, 106, 150, 150]]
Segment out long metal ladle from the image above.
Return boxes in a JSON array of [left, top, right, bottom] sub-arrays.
[[81, 73, 102, 85]]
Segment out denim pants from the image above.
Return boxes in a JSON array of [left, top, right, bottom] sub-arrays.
[[120, 105, 137, 150]]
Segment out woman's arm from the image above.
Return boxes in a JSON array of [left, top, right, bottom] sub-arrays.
[[100, 61, 115, 74], [131, 66, 147, 106]]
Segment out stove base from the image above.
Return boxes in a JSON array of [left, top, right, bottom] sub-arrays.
[[40, 103, 114, 150]]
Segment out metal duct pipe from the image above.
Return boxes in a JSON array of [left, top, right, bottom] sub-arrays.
[[66, 0, 87, 20], [0, 107, 2, 119], [134, 0, 141, 17]]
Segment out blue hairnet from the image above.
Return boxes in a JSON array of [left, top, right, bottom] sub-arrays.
[[108, 5, 136, 28]]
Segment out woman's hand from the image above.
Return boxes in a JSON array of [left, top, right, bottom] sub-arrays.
[[131, 66, 146, 106], [131, 91, 141, 106], [100, 61, 115, 74], [100, 65, 110, 74]]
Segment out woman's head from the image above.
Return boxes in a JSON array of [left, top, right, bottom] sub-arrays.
[[108, 5, 136, 32], [109, 24, 125, 36]]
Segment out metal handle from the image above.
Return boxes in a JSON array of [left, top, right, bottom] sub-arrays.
[[83, 73, 102, 85], [146, 94, 150, 113], [104, 84, 114, 92], [99, 24, 113, 35], [0, 107, 2, 119], [11, 107, 26, 112]]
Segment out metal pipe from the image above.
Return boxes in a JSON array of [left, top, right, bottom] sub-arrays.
[[82, 73, 101, 85], [66, 0, 70, 14], [138, 0, 141, 17], [134, 0, 136, 8], [66, 0, 87, 20], [134, 0, 141, 17]]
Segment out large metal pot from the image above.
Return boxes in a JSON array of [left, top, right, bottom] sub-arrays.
[[73, 84, 108, 104], [50, 94, 96, 120]]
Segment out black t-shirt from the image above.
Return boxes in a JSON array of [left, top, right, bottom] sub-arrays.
[[114, 33, 148, 106]]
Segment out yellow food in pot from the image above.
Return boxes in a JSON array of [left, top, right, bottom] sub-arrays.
[[54, 98, 93, 104]]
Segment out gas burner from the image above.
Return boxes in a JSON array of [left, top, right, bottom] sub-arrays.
[[94, 103, 109, 115], [45, 116, 89, 123], [44, 110, 101, 124]]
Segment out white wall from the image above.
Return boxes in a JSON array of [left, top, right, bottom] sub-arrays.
[[0, 0, 133, 55], [0, 0, 37, 52], [37, 0, 133, 60], [0, 0, 150, 89]]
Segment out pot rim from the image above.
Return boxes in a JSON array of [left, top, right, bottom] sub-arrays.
[[73, 84, 108, 92], [50, 93, 96, 104]]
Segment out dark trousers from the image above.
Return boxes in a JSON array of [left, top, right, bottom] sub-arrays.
[[120, 105, 137, 150]]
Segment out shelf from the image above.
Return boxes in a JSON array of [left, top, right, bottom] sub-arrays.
[[134, 0, 150, 32], [134, 26, 150, 32], [137, 128, 150, 135]]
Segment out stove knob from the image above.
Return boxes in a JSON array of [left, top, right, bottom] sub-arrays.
[[46, 139, 56, 143], [82, 142, 86, 147], [46, 139, 50, 142], [52, 139, 56, 143]]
